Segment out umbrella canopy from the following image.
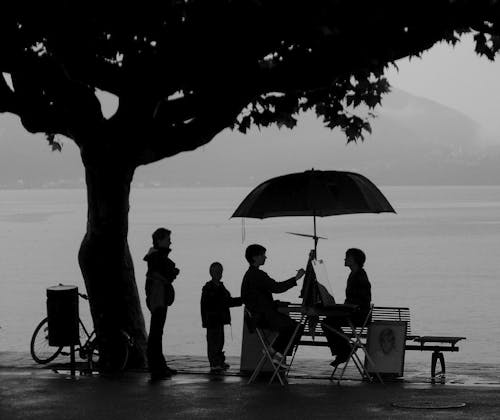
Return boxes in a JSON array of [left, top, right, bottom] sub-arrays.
[[232, 169, 395, 251], [232, 169, 395, 218]]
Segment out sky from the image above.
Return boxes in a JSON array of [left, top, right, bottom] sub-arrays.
[[386, 34, 500, 141]]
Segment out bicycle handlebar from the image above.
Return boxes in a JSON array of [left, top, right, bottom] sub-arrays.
[[57, 283, 88, 300]]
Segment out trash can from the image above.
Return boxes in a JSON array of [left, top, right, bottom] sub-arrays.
[[46, 285, 79, 347]]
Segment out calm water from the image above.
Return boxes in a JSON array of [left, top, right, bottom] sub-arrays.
[[0, 186, 499, 364]]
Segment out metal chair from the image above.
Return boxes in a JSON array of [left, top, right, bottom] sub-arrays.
[[324, 305, 384, 385], [244, 308, 303, 385]]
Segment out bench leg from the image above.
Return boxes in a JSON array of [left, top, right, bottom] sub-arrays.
[[431, 351, 445, 378]]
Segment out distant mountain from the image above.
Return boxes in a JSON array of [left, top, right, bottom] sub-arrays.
[[0, 88, 499, 188]]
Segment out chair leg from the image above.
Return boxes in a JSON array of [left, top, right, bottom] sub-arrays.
[[286, 316, 305, 374], [336, 347, 368, 385], [248, 353, 267, 384], [335, 334, 384, 384], [346, 319, 384, 384], [268, 319, 304, 385], [362, 350, 384, 384], [287, 343, 299, 373], [248, 329, 284, 385], [336, 356, 351, 385], [352, 352, 369, 381], [329, 364, 339, 381]]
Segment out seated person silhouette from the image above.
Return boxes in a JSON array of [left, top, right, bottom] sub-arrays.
[[241, 244, 305, 365], [321, 248, 371, 367]]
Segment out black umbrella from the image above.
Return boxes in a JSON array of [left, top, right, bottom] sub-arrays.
[[232, 169, 395, 253]]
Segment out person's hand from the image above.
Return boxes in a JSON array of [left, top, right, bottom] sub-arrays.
[[295, 268, 306, 281]]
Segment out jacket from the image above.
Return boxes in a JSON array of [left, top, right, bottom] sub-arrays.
[[201, 281, 242, 328], [345, 268, 372, 323], [240, 266, 296, 317], [144, 247, 179, 311]]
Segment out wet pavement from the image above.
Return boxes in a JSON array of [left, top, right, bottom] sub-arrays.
[[1, 352, 500, 419]]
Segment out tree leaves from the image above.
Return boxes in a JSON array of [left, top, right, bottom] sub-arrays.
[[474, 32, 498, 60], [45, 133, 62, 152], [1, 2, 500, 156]]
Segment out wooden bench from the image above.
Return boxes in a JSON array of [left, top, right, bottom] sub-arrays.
[[287, 304, 466, 379]]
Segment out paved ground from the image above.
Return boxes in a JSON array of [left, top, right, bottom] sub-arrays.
[[2, 352, 500, 419]]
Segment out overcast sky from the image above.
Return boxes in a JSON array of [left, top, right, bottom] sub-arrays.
[[386, 34, 500, 140]]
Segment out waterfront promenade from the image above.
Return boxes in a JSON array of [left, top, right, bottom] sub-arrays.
[[1, 352, 500, 419]]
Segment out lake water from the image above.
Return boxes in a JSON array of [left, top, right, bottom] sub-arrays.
[[0, 186, 499, 364]]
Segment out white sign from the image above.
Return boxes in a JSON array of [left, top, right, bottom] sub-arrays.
[[311, 259, 336, 306]]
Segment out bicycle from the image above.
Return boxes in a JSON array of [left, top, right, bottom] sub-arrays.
[[30, 291, 133, 372]]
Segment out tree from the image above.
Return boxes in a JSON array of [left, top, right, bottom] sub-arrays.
[[0, 1, 498, 369]]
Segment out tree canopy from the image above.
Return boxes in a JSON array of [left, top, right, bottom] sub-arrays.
[[1, 1, 499, 166]]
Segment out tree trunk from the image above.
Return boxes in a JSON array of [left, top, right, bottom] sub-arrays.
[[78, 158, 147, 370]]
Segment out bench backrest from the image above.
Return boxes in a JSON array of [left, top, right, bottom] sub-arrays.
[[372, 306, 412, 337], [288, 305, 413, 339]]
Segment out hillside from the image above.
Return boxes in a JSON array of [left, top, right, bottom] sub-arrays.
[[0, 88, 498, 188]]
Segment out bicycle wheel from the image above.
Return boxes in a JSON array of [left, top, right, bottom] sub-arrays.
[[30, 318, 63, 364], [88, 335, 129, 372], [86, 339, 100, 372], [114, 335, 130, 372]]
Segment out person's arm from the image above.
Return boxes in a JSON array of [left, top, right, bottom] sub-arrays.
[[225, 288, 243, 307], [201, 288, 209, 327], [164, 259, 180, 282], [148, 275, 166, 312], [262, 269, 305, 294], [229, 296, 243, 307]]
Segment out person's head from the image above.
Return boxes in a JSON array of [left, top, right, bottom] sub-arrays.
[[344, 248, 366, 269], [152, 227, 171, 249], [379, 327, 396, 355], [245, 244, 267, 266], [209, 262, 223, 281]]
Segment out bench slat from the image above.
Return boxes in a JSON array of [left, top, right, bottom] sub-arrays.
[[291, 305, 418, 339], [288, 304, 464, 358]]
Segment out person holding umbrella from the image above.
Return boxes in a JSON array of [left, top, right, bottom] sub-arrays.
[[241, 244, 305, 365]]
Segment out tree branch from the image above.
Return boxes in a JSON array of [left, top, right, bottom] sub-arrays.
[[6, 56, 105, 145], [0, 75, 19, 114], [134, 90, 254, 166]]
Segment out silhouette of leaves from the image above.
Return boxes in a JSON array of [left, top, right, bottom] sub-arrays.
[[45, 133, 62, 152]]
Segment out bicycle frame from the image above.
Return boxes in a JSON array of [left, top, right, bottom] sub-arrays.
[[58, 319, 95, 357]]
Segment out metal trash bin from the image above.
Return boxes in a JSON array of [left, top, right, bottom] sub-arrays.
[[46, 285, 79, 347]]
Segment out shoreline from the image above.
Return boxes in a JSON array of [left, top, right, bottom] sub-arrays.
[[2, 351, 499, 387], [1, 184, 500, 191]]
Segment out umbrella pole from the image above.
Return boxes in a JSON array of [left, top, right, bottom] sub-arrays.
[[313, 212, 318, 256]]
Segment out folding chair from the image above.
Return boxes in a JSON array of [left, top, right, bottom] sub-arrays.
[[245, 308, 303, 385], [323, 305, 384, 385]]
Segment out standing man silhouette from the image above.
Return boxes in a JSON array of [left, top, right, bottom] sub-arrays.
[[144, 227, 179, 381]]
